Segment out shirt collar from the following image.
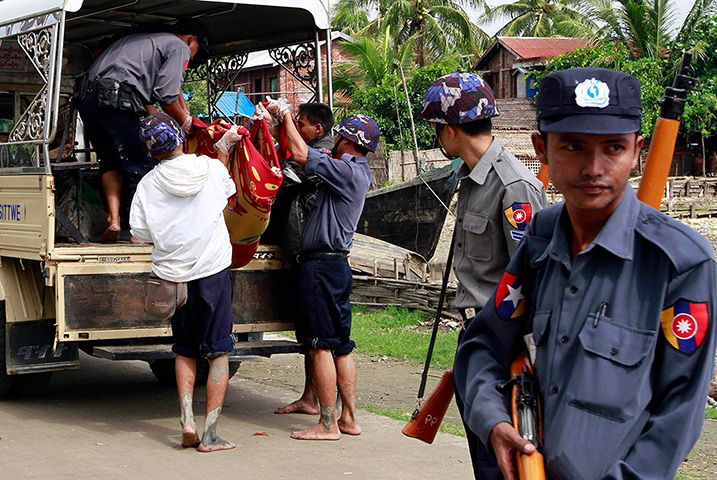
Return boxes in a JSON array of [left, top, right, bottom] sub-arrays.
[[341, 153, 367, 164], [538, 185, 638, 265], [458, 137, 503, 186]]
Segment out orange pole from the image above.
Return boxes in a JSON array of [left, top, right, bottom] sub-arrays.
[[636, 117, 682, 209], [536, 164, 550, 190]]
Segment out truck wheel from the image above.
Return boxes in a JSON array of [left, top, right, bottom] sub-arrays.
[[149, 358, 240, 387], [0, 302, 14, 398]]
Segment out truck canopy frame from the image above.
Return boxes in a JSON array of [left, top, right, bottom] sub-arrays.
[[0, 0, 333, 173]]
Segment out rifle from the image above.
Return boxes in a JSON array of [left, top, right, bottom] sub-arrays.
[[637, 52, 698, 208], [498, 348, 546, 480], [402, 227, 457, 444]]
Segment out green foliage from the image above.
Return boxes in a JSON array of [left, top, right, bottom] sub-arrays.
[[484, 0, 596, 37], [351, 305, 459, 369], [706, 405, 717, 420], [349, 62, 460, 150], [183, 81, 208, 117]]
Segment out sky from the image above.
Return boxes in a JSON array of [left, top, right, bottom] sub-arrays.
[[326, 0, 694, 37]]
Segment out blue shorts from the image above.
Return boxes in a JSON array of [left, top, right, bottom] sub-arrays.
[[77, 92, 157, 190], [296, 258, 355, 357], [171, 268, 235, 359]]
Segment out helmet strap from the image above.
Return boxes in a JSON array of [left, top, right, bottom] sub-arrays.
[[439, 146, 459, 161]]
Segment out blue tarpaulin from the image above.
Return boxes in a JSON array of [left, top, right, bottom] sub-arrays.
[[213, 91, 256, 118]]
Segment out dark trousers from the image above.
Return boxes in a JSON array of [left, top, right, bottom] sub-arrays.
[[457, 311, 503, 480]]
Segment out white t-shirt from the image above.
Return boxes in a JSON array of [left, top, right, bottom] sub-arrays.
[[130, 153, 237, 282]]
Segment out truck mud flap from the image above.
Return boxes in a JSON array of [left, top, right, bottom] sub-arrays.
[[91, 339, 302, 361], [6, 320, 79, 374]]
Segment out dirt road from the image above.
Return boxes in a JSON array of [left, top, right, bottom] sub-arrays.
[[242, 350, 717, 479], [0, 353, 471, 479]]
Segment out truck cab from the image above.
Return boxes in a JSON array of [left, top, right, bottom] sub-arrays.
[[0, 0, 334, 395]]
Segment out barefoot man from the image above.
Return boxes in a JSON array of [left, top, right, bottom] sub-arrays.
[[271, 102, 377, 439], [274, 102, 335, 415], [130, 114, 242, 451]]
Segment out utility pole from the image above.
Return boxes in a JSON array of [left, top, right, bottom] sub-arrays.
[[396, 61, 423, 174]]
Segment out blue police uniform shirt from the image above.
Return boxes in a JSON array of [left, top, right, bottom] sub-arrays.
[[455, 186, 717, 480], [301, 146, 372, 253]]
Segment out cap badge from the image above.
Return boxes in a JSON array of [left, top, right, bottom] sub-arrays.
[[575, 78, 610, 108]]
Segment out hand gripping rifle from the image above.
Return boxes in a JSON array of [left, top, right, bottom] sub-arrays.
[[498, 348, 546, 480]]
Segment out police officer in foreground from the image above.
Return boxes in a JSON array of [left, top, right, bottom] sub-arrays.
[[78, 19, 209, 241], [418, 71, 546, 478], [455, 68, 717, 479]]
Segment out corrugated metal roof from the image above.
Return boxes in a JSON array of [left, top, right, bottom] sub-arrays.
[[499, 37, 591, 60], [474, 36, 590, 69]]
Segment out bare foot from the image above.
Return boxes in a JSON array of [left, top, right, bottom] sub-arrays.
[[181, 425, 200, 448], [338, 419, 362, 436], [197, 438, 236, 452], [290, 423, 341, 441], [102, 222, 121, 242], [274, 400, 320, 415]]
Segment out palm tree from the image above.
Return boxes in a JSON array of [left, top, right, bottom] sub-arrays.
[[484, 0, 596, 37], [586, 0, 717, 60], [333, 25, 415, 98], [386, 0, 489, 66], [332, 0, 489, 67]]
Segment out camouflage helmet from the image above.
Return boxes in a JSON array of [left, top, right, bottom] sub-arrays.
[[336, 114, 380, 152], [139, 113, 185, 157], [418, 71, 498, 125]]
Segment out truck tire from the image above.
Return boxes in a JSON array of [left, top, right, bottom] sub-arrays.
[[149, 358, 240, 387], [0, 302, 14, 398]]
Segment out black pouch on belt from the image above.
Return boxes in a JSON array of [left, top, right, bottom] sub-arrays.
[[119, 82, 147, 116], [95, 78, 121, 109]]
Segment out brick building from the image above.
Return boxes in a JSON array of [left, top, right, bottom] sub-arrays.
[[231, 32, 351, 111], [474, 37, 590, 99]]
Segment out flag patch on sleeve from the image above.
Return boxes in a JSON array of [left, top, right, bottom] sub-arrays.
[[504, 203, 532, 230], [660, 299, 709, 355], [495, 272, 527, 320]]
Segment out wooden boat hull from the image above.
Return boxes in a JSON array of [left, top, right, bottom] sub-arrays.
[[357, 164, 459, 260]]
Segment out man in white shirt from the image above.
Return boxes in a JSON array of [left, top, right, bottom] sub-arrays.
[[130, 113, 239, 452]]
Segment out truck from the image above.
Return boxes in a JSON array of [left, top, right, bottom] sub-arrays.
[[0, 0, 335, 396]]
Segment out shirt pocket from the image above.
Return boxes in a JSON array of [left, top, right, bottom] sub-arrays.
[[568, 317, 656, 422], [464, 211, 492, 261]]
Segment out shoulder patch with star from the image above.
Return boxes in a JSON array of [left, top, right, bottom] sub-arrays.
[[660, 299, 709, 355], [495, 272, 527, 320]]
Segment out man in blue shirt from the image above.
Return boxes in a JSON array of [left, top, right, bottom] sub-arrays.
[[276, 106, 376, 440], [455, 68, 717, 479]]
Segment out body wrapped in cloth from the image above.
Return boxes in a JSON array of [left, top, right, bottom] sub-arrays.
[[185, 117, 283, 267]]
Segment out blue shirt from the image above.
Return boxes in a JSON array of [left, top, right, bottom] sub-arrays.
[[455, 186, 717, 480], [301, 147, 372, 253]]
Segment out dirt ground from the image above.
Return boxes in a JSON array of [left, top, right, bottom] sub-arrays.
[[242, 350, 717, 478]]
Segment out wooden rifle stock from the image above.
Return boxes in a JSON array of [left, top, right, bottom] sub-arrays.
[[402, 368, 455, 443], [508, 350, 546, 480]]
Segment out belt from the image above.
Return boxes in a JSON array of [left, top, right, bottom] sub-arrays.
[[296, 251, 348, 263]]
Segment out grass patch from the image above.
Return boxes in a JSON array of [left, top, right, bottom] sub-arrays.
[[674, 471, 700, 480], [706, 405, 717, 420], [351, 306, 459, 369], [361, 404, 465, 437]]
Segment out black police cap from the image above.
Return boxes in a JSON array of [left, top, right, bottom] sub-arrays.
[[536, 68, 642, 135], [174, 18, 210, 59]]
